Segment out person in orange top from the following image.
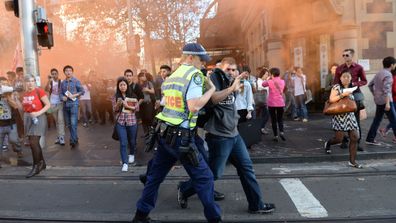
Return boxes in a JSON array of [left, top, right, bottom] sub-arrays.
[[22, 74, 50, 178]]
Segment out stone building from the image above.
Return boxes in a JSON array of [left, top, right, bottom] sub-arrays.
[[199, 0, 396, 113]]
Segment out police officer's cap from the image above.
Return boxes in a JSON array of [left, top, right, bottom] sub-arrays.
[[182, 43, 211, 62]]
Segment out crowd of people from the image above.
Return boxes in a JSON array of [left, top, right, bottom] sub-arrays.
[[0, 42, 396, 222]]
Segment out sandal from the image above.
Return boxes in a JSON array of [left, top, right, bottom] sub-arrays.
[[324, 141, 331, 154], [348, 161, 363, 169], [378, 128, 387, 138]]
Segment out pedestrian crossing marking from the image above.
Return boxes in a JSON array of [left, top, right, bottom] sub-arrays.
[[280, 178, 328, 218]]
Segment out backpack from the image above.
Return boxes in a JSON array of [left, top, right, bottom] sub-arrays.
[[196, 69, 228, 128]]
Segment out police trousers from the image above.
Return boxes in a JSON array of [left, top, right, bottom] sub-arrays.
[[136, 131, 221, 221]]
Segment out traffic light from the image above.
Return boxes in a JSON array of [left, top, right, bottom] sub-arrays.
[[36, 21, 54, 49], [4, 0, 19, 17]]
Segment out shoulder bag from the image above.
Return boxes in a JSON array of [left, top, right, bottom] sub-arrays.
[[323, 97, 357, 115], [112, 100, 122, 141], [253, 80, 267, 107]]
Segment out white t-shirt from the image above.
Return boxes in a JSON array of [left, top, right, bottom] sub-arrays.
[[294, 75, 306, 96], [80, 84, 91, 100], [257, 78, 269, 93], [50, 80, 61, 105]]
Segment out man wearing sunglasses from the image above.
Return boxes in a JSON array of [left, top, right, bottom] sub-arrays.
[[204, 57, 276, 214], [333, 48, 367, 151]]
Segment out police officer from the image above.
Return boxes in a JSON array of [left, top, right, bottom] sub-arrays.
[[131, 43, 222, 223]]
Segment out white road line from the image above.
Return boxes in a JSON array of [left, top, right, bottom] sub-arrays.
[[280, 178, 328, 218]]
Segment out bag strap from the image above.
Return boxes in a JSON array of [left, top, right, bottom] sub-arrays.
[[273, 80, 282, 95]]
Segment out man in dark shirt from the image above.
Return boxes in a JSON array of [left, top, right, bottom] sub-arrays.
[[124, 69, 144, 164], [333, 49, 367, 151], [124, 69, 144, 102], [206, 57, 275, 214], [153, 65, 171, 112]]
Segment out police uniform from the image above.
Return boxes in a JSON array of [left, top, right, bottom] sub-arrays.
[[133, 45, 222, 223]]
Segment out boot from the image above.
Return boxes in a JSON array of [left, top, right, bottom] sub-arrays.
[[26, 164, 40, 178], [38, 160, 46, 172]]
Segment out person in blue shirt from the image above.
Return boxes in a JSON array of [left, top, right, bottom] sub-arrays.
[[60, 65, 84, 148]]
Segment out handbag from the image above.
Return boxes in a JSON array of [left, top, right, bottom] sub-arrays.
[[112, 109, 122, 141], [323, 97, 357, 115], [359, 108, 367, 120], [299, 76, 312, 104], [112, 125, 119, 141], [304, 89, 313, 104], [253, 89, 267, 107]]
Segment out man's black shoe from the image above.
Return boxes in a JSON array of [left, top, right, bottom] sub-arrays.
[[214, 190, 225, 201], [177, 183, 188, 209], [139, 174, 147, 185], [248, 203, 275, 214], [131, 216, 161, 223], [357, 146, 364, 151]]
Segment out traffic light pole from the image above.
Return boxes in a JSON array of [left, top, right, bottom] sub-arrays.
[[19, 0, 40, 83]]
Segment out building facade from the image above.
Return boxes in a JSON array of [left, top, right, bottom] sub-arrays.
[[200, 0, 396, 113]]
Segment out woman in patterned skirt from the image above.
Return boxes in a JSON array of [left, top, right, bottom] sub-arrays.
[[324, 72, 362, 168]]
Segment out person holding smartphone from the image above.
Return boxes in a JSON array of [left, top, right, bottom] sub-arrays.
[[235, 69, 254, 123]]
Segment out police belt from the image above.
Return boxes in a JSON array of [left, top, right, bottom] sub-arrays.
[[159, 122, 196, 143]]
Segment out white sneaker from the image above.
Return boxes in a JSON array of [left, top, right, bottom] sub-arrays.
[[121, 163, 128, 172], [128, 155, 135, 164], [302, 119, 308, 122]]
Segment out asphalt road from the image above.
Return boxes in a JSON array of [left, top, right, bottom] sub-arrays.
[[1, 160, 396, 223]]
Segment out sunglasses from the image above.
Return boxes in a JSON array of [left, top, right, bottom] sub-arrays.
[[342, 54, 350, 58], [227, 68, 236, 72]]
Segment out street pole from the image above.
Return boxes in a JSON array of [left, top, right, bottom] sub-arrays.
[[19, 0, 45, 148], [19, 0, 40, 85]]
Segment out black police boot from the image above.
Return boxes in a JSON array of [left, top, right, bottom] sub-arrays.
[[177, 182, 188, 209], [139, 174, 147, 185], [214, 190, 225, 201]]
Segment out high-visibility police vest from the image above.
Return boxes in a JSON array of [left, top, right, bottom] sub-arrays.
[[156, 64, 204, 129]]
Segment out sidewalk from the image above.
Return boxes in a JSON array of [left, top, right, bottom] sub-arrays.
[[249, 114, 396, 163], [0, 114, 395, 168]]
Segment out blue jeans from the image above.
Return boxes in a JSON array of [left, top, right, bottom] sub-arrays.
[[295, 94, 308, 119], [366, 102, 396, 141], [386, 102, 396, 131], [206, 133, 265, 211], [116, 123, 137, 164], [285, 91, 297, 118], [259, 104, 269, 129], [64, 103, 79, 144], [136, 132, 221, 221]]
